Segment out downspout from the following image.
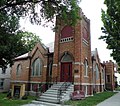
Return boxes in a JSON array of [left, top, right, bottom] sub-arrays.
[[92, 56, 96, 94], [92, 56, 95, 94], [46, 50, 49, 90], [28, 56, 31, 95], [100, 72, 102, 92], [104, 63, 106, 90]]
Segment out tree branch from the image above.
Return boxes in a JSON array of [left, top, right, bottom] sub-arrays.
[[0, 0, 42, 11]]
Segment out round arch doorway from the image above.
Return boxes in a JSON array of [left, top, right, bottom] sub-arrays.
[[60, 52, 73, 82]]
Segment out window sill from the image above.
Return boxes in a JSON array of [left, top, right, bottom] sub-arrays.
[[31, 75, 41, 77], [84, 76, 89, 78]]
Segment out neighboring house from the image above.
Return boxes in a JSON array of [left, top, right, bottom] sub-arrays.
[[0, 65, 11, 92], [91, 48, 105, 93]]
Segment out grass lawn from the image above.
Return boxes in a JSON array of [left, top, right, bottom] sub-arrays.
[[115, 86, 120, 91], [64, 91, 117, 106], [0, 92, 36, 106]]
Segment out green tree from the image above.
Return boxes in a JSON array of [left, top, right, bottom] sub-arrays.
[[0, 0, 80, 69], [0, 0, 80, 25], [18, 31, 41, 51], [0, 27, 41, 69], [100, 0, 120, 65]]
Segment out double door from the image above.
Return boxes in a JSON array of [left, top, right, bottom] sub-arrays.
[[60, 62, 72, 82]]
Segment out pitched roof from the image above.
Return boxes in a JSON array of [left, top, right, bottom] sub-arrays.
[[14, 52, 29, 60], [14, 42, 55, 60], [46, 42, 54, 53]]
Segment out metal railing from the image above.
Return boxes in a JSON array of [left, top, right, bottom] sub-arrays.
[[34, 76, 58, 98], [47, 76, 58, 88], [35, 84, 44, 97], [57, 82, 71, 103]]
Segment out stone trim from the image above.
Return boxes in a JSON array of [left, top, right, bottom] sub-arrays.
[[74, 62, 84, 65], [11, 80, 46, 84], [11, 80, 29, 83], [53, 64, 58, 67], [43, 65, 47, 68], [74, 75, 80, 78], [74, 83, 105, 85], [82, 39, 89, 46]]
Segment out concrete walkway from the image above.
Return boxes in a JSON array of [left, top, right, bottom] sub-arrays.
[[97, 92, 120, 106]]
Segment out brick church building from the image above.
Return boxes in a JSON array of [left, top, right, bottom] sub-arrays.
[[10, 9, 115, 99]]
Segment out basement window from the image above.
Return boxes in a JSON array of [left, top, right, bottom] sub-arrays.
[[0, 79, 4, 89]]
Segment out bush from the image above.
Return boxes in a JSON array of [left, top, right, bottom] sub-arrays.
[[7, 90, 12, 99], [22, 95, 28, 100]]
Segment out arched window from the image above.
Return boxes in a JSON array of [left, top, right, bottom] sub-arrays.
[[16, 64, 22, 76], [32, 58, 42, 76], [48, 61, 53, 77], [61, 52, 73, 62], [84, 60, 88, 76], [60, 26, 74, 43], [61, 26, 73, 38], [102, 69, 104, 80], [96, 64, 99, 80]]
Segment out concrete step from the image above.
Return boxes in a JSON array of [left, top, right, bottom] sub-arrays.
[[33, 82, 73, 105], [43, 91, 58, 95], [37, 98, 60, 103], [40, 95, 60, 100], [42, 93, 59, 97], [47, 89, 58, 92]]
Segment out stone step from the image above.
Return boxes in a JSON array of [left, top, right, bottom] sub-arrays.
[[33, 83, 73, 105], [37, 97, 60, 103], [50, 86, 62, 90], [40, 95, 60, 100], [42, 93, 59, 97], [46, 89, 58, 93], [43, 91, 58, 95]]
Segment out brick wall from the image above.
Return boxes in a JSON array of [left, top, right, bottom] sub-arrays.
[[104, 60, 115, 91], [53, 8, 92, 95]]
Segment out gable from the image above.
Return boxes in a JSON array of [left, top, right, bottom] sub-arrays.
[[30, 42, 48, 58]]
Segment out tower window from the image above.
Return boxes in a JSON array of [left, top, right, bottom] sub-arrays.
[[84, 60, 88, 76], [60, 25, 74, 43], [61, 26, 74, 38]]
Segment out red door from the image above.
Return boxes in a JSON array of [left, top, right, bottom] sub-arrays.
[[60, 62, 72, 82]]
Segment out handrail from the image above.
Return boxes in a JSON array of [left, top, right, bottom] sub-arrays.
[[47, 76, 58, 90], [57, 82, 71, 103], [35, 76, 58, 97], [35, 83, 44, 97], [48, 76, 58, 84]]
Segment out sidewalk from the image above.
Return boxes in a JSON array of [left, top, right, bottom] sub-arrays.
[[97, 91, 120, 106]]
